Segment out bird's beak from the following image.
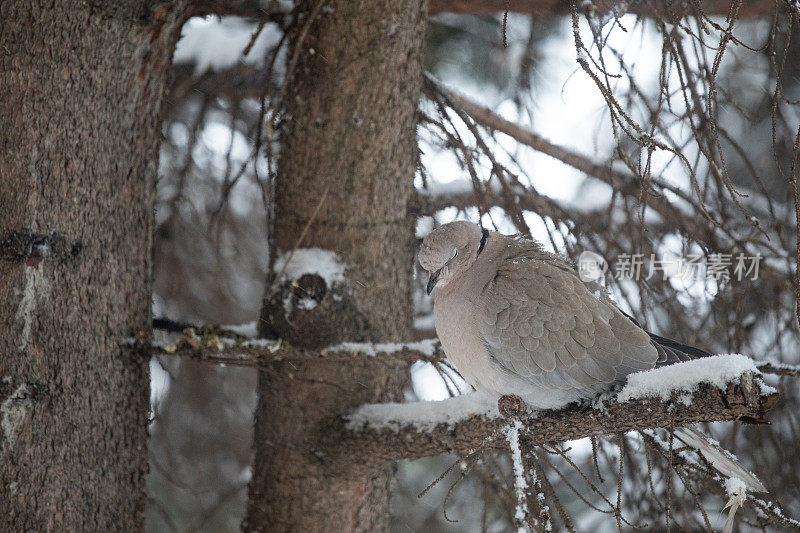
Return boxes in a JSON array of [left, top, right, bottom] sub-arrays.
[[426, 268, 441, 295]]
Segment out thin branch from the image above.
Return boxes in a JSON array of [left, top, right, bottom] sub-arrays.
[[144, 329, 800, 380], [422, 74, 723, 245]]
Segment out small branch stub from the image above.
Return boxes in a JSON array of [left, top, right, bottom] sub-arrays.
[[260, 248, 374, 349], [261, 275, 372, 350], [0, 230, 80, 266]]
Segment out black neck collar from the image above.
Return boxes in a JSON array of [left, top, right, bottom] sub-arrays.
[[477, 228, 489, 256]]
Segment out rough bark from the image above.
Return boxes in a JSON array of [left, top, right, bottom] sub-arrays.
[[0, 2, 185, 530], [259, 0, 426, 348], [247, 0, 428, 530], [242, 348, 412, 532]]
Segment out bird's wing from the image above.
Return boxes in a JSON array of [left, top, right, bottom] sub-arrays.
[[479, 257, 659, 391]]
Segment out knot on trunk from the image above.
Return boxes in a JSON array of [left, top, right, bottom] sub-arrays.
[[260, 271, 371, 350], [294, 273, 327, 303], [0, 230, 81, 266]]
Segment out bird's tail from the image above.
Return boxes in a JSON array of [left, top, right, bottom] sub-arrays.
[[673, 426, 767, 493], [614, 311, 766, 523], [648, 331, 713, 366], [617, 308, 712, 364]]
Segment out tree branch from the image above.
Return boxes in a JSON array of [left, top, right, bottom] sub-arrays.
[[411, 183, 575, 223], [421, 74, 768, 253], [338, 372, 778, 462], [169, 63, 271, 103], [143, 333, 443, 368], [145, 330, 795, 379], [422, 74, 663, 200], [144, 336, 780, 466], [428, 0, 779, 17]]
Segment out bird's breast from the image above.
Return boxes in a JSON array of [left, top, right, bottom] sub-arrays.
[[433, 292, 489, 387]]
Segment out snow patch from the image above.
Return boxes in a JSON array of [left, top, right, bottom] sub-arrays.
[[173, 17, 282, 74], [297, 297, 318, 311], [419, 179, 474, 197], [2, 384, 31, 448], [326, 339, 439, 357], [345, 391, 499, 433], [413, 314, 435, 330], [15, 265, 49, 351], [617, 354, 758, 403], [725, 477, 746, 496], [273, 248, 346, 286], [504, 420, 529, 532], [755, 377, 777, 395], [241, 338, 282, 349], [676, 392, 693, 407], [222, 322, 258, 338]]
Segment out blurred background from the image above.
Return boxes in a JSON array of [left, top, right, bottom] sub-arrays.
[[147, 5, 800, 531]]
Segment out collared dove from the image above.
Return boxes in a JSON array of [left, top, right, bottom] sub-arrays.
[[418, 220, 706, 410], [419, 220, 767, 493]]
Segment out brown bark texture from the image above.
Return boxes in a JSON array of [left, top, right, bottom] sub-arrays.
[[0, 2, 184, 530], [248, 0, 428, 531], [243, 349, 412, 532], [260, 0, 427, 348]]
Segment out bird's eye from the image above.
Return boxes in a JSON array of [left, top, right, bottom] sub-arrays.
[[450, 248, 458, 260]]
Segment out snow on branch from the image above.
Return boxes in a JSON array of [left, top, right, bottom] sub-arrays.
[[616, 354, 770, 402], [144, 330, 446, 369], [340, 355, 778, 462], [148, 328, 794, 381]]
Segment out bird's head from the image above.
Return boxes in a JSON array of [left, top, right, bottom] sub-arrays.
[[418, 220, 489, 295]]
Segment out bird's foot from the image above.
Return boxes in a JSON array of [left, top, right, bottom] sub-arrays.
[[498, 394, 527, 419]]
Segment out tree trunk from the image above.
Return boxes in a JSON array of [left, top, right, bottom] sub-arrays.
[[248, 0, 428, 530], [244, 351, 412, 532], [259, 0, 426, 348], [0, 2, 185, 529]]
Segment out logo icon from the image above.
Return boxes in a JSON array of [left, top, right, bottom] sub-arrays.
[[578, 251, 608, 282]]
